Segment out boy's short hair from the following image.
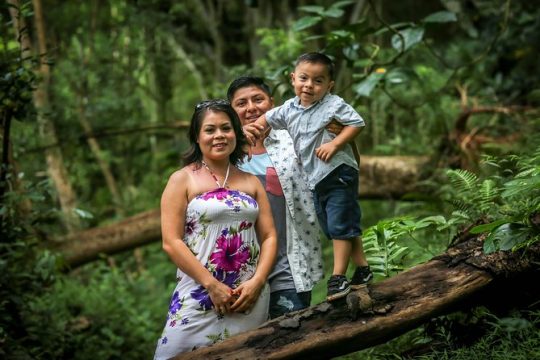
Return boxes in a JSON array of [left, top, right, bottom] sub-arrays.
[[295, 52, 335, 80], [227, 76, 272, 101]]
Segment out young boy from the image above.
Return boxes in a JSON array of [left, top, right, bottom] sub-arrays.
[[245, 52, 372, 301]]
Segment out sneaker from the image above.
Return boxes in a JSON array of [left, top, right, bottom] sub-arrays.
[[350, 266, 373, 289], [326, 275, 351, 301]]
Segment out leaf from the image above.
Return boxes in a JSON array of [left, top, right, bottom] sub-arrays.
[[447, 169, 478, 191], [298, 6, 325, 15], [353, 72, 385, 97], [502, 175, 540, 198], [292, 16, 322, 31], [391, 26, 425, 52], [385, 68, 409, 84], [323, 8, 344, 18], [330, 0, 356, 9], [420, 215, 447, 225], [422, 11, 457, 23], [343, 44, 360, 60], [483, 223, 530, 253], [329, 30, 352, 38], [73, 208, 94, 219], [470, 219, 511, 234]]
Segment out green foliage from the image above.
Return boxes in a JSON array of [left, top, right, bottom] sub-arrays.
[[22, 262, 166, 359], [0, 63, 35, 121], [362, 215, 452, 278], [338, 309, 540, 360], [412, 310, 540, 360], [2, 1, 540, 359], [0, 177, 63, 358], [439, 149, 540, 253]]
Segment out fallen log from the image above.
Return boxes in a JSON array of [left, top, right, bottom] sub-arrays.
[[173, 232, 540, 360], [51, 209, 161, 268], [51, 155, 431, 268]]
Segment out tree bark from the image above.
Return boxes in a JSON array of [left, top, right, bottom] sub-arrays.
[[172, 233, 540, 360], [358, 155, 430, 199], [52, 209, 161, 268], [51, 155, 430, 268]]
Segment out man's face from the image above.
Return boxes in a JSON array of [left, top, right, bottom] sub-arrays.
[[291, 61, 334, 107], [230, 86, 274, 125]]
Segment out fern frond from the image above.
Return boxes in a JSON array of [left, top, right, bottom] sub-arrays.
[[449, 199, 472, 213], [478, 179, 500, 214], [446, 169, 478, 192]]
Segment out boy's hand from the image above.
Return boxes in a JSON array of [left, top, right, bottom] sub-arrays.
[[242, 122, 266, 146], [315, 142, 339, 162]]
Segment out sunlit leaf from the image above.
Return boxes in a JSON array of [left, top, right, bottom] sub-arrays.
[[391, 26, 425, 52], [483, 223, 530, 253], [323, 8, 344, 18], [353, 72, 384, 97], [470, 219, 511, 234], [422, 11, 457, 23], [292, 16, 322, 31], [298, 6, 324, 15], [73, 208, 94, 219]]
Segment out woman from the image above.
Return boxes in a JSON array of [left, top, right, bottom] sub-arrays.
[[227, 77, 324, 318], [154, 99, 277, 358]]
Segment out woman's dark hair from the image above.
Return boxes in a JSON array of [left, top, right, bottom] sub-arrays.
[[226, 76, 272, 101], [182, 99, 247, 167]]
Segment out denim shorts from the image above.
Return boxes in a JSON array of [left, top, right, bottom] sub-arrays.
[[269, 289, 311, 319], [313, 164, 362, 240]]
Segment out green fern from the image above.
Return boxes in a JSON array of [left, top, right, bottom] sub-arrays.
[[363, 216, 449, 278], [478, 179, 499, 214], [446, 169, 479, 192]]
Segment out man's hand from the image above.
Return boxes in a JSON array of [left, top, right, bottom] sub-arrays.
[[326, 119, 344, 135]]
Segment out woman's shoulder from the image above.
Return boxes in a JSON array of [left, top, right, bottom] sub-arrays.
[[167, 164, 201, 184], [233, 165, 258, 181]]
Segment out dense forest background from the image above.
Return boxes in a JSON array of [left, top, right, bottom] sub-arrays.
[[1, 0, 539, 359]]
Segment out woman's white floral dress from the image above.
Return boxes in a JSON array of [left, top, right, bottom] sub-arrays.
[[154, 188, 270, 359]]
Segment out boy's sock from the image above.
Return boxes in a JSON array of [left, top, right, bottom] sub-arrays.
[[326, 275, 351, 301], [350, 266, 373, 289]]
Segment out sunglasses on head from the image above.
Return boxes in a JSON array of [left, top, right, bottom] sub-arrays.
[[195, 99, 230, 110]]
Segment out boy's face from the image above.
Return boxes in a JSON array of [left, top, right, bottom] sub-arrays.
[[291, 61, 334, 107]]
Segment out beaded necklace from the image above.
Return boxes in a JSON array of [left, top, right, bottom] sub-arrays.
[[201, 160, 230, 188]]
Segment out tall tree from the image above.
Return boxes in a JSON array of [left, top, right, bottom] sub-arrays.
[[8, 0, 80, 231]]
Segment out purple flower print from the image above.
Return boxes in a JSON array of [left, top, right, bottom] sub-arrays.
[[185, 217, 198, 235], [201, 188, 229, 201], [191, 285, 213, 311], [161, 337, 168, 345], [189, 269, 240, 311], [230, 190, 258, 207], [170, 320, 176, 327], [210, 232, 250, 272], [239, 221, 253, 231], [199, 188, 258, 210], [214, 268, 239, 288], [168, 291, 183, 316], [181, 318, 189, 325]]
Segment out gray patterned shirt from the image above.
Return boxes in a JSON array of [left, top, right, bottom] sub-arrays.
[[266, 94, 365, 190], [241, 129, 324, 292]]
